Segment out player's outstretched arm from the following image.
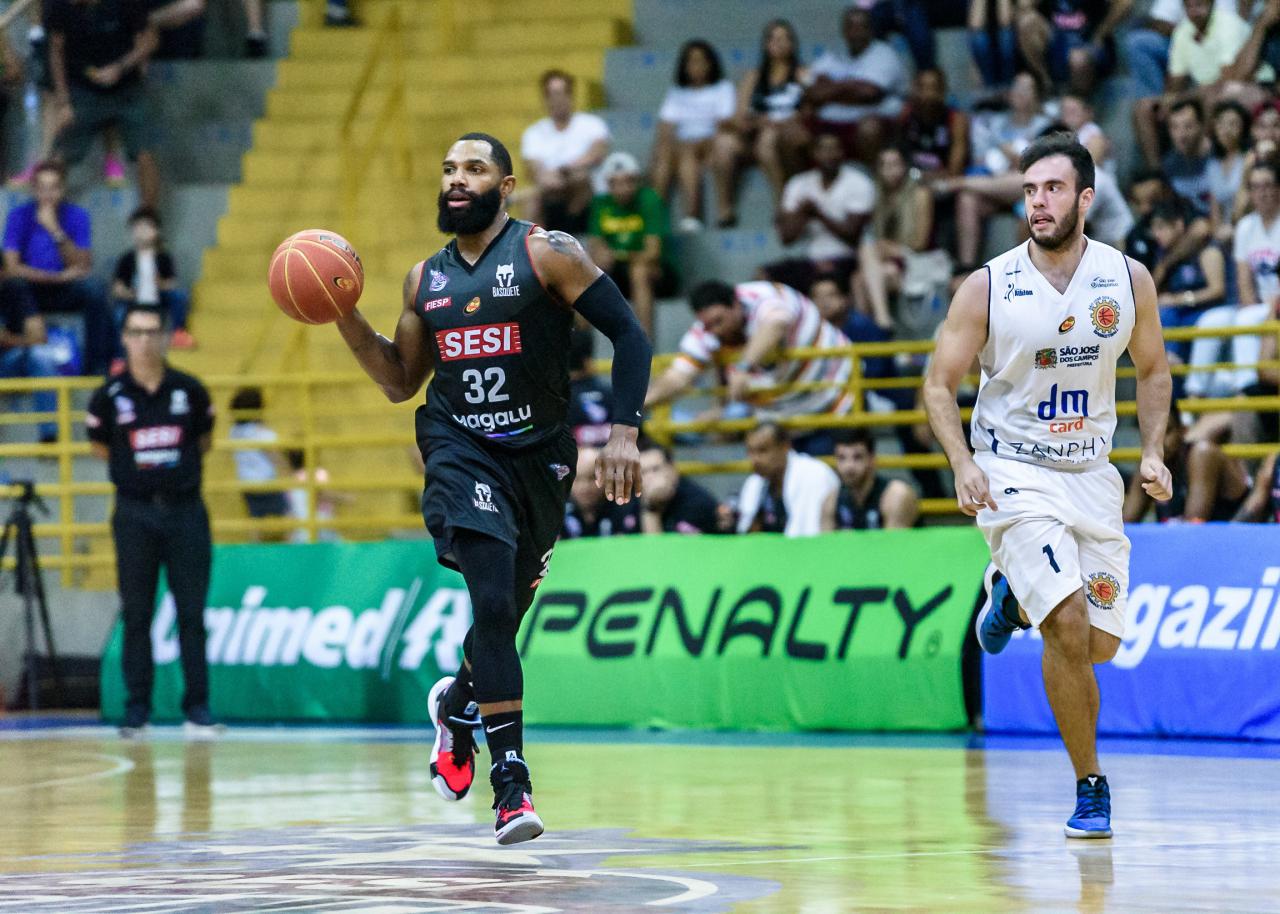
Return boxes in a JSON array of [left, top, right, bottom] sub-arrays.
[[1126, 256, 1174, 502], [923, 268, 997, 516], [335, 261, 434, 404], [528, 229, 653, 504]]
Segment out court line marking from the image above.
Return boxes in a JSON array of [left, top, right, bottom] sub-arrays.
[[668, 833, 1280, 868], [535, 868, 718, 906], [0, 752, 134, 794]]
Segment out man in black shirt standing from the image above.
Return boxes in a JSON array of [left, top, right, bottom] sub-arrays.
[[334, 132, 651, 845], [638, 440, 724, 534], [86, 306, 217, 738]]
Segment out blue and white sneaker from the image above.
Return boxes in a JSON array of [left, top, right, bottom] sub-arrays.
[[976, 562, 1030, 654], [1065, 774, 1113, 838]]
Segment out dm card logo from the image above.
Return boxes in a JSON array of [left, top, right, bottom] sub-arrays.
[[1090, 297, 1119, 337], [1086, 571, 1120, 609]]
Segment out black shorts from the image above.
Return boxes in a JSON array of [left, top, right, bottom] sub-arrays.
[[421, 422, 577, 594]]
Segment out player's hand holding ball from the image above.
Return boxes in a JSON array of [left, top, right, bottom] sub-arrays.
[[268, 229, 364, 324]]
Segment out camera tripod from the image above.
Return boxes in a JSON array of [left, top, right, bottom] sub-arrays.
[[0, 481, 63, 710]]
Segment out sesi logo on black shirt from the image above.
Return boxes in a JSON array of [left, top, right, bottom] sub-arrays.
[[413, 219, 574, 450]]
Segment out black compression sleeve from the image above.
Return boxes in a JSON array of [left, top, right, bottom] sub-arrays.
[[571, 272, 652, 427]]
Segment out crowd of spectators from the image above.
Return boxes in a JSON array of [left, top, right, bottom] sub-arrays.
[[549, 0, 1280, 535]]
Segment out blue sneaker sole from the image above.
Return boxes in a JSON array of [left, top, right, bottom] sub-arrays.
[[975, 562, 1010, 655]]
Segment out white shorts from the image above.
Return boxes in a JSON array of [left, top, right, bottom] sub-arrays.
[[974, 452, 1130, 638]]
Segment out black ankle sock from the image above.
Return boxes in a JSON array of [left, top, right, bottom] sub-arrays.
[[482, 710, 523, 768], [443, 673, 476, 719]]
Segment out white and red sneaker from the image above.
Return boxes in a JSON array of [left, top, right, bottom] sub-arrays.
[[491, 754, 543, 846], [427, 676, 479, 801]]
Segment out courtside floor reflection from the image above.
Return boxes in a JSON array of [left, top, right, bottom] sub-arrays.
[[1, 722, 1277, 913]]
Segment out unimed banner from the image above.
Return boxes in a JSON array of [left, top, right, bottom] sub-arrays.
[[983, 525, 1280, 740], [101, 529, 988, 729]]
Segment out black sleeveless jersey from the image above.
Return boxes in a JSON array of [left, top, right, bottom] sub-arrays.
[[413, 218, 574, 451], [836, 476, 890, 530]]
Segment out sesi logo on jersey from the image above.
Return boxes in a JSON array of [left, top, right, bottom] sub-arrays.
[[436, 322, 523, 361]]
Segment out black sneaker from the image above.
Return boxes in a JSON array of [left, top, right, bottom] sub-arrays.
[[183, 706, 224, 740], [119, 705, 149, 739], [490, 753, 543, 846]]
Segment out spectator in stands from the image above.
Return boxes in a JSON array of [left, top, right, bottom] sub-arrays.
[[1124, 169, 1211, 276], [1085, 167, 1135, 248], [1188, 159, 1280, 398], [804, 6, 909, 165], [47, 0, 161, 209], [1133, 0, 1267, 169], [1230, 100, 1280, 222], [229, 387, 287, 534], [0, 28, 22, 167], [1015, 0, 1128, 97], [869, 145, 950, 335], [727, 19, 810, 202], [112, 208, 194, 350], [567, 328, 612, 448], [1217, 0, 1280, 102], [934, 72, 1049, 270], [0, 282, 58, 443], [1208, 100, 1251, 240], [968, 0, 1018, 92], [586, 151, 675, 336], [563, 445, 640, 537], [1163, 100, 1213, 218], [736, 422, 838, 535], [1234, 450, 1280, 522], [1, 161, 112, 375], [1059, 93, 1109, 169], [645, 280, 854, 454], [1149, 201, 1227, 367], [284, 449, 350, 543], [1120, 0, 1215, 101], [832, 428, 918, 529], [651, 39, 737, 231], [897, 68, 969, 181], [1124, 404, 1249, 522], [520, 69, 611, 235], [638, 439, 725, 534], [866, 0, 935, 71], [766, 131, 877, 304]]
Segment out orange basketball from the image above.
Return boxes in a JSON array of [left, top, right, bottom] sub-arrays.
[[268, 229, 364, 324]]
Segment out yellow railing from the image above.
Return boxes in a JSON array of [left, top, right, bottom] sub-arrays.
[[0, 322, 1276, 582], [0, 372, 423, 586]]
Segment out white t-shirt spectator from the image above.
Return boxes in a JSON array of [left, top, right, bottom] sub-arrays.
[[736, 450, 839, 537], [809, 40, 908, 122], [1085, 170, 1135, 246], [780, 164, 876, 260], [658, 80, 735, 142], [1233, 211, 1280, 305], [676, 281, 852, 417], [230, 422, 277, 482], [971, 110, 1052, 174], [521, 112, 610, 171], [1168, 8, 1274, 85], [1149, 0, 1243, 26]]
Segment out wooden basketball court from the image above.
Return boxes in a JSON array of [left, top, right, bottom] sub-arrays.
[[1, 721, 1278, 912]]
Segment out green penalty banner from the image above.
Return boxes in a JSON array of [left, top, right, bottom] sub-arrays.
[[101, 530, 987, 730]]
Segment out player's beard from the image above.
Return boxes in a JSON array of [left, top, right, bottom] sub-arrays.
[[436, 186, 504, 235], [1027, 198, 1081, 252]]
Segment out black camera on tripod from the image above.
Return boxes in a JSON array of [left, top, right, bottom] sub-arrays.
[[0, 478, 62, 710]]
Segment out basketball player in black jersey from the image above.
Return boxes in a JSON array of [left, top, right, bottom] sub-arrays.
[[335, 132, 652, 845]]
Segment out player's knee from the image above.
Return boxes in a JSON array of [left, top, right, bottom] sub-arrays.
[[1090, 631, 1121, 664], [1040, 593, 1091, 658]]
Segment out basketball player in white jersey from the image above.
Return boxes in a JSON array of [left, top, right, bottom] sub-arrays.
[[924, 134, 1174, 839]]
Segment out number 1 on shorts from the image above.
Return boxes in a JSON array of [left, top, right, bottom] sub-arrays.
[[1042, 544, 1061, 574]]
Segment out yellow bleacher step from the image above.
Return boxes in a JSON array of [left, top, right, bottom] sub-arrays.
[[296, 0, 632, 29], [263, 85, 548, 121], [288, 19, 627, 57], [250, 115, 533, 151]]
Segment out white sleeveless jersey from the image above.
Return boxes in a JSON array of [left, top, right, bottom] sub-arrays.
[[971, 238, 1134, 470]]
